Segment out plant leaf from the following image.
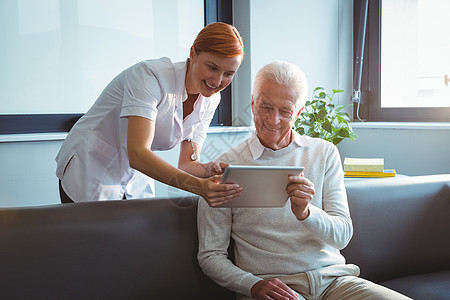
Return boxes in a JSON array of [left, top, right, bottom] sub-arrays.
[[317, 109, 327, 119], [332, 137, 344, 145], [332, 89, 344, 94], [338, 128, 350, 138], [321, 120, 332, 133]]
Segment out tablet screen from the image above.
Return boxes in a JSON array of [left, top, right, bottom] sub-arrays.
[[218, 165, 304, 207]]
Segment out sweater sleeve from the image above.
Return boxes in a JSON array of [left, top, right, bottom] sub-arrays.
[[300, 144, 353, 250], [197, 198, 262, 297]]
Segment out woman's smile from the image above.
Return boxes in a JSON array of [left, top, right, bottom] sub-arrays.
[[204, 80, 219, 91]]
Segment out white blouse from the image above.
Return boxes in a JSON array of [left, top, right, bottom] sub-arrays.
[[56, 57, 220, 202]]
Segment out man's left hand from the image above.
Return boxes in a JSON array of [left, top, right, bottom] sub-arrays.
[[287, 174, 315, 220]]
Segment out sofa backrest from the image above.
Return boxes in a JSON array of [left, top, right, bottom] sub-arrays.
[[0, 196, 234, 300], [342, 174, 450, 283]]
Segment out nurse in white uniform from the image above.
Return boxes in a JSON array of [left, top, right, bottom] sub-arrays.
[[55, 22, 244, 206]]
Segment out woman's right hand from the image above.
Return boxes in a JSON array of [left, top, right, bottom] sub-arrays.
[[198, 175, 243, 207]]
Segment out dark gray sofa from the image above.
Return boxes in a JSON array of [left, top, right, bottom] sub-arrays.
[[1, 174, 449, 300]]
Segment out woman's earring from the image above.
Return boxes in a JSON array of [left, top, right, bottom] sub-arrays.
[[190, 140, 198, 161]]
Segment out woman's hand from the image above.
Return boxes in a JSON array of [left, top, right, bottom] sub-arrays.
[[205, 161, 229, 176], [178, 141, 230, 178], [197, 175, 243, 207]]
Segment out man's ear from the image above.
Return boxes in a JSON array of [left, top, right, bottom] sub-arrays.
[[251, 95, 255, 114]]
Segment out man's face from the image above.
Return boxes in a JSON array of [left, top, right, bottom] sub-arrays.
[[251, 81, 303, 150]]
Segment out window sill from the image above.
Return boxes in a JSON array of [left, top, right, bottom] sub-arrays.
[[3, 123, 449, 142], [207, 126, 254, 134], [350, 122, 450, 130], [0, 126, 255, 143], [0, 133, 68, 143]]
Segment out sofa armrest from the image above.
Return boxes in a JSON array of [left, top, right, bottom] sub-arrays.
[[342, 175, 450, 283]]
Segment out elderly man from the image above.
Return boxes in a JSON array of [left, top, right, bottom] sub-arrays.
[[197, 61, 410, 300]]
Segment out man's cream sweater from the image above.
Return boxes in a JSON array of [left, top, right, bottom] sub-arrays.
[[197, 131, 352, 297]]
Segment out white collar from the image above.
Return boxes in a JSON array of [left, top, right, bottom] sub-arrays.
[[248, 130, 309, 160]]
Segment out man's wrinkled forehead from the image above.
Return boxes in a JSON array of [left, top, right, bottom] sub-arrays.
[[255, 85, 299, 109]]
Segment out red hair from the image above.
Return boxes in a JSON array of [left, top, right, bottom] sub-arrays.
[[192, 22, 244, 59]]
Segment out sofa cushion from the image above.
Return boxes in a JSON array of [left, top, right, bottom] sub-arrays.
[[342, 175, 450, 283], [380, 270, 450, 300]]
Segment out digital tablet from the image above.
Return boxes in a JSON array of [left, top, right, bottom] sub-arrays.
[[218, 165, 304, 208]]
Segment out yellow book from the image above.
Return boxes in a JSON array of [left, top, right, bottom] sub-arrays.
[[344, 157, 384, 172], [345, 169, 396, 178]]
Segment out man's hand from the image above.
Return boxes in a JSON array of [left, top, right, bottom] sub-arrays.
[[250, 278, 299, 300], [287, 174, 315, 220]]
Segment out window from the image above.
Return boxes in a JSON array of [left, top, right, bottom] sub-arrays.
[[354, 0, 450, 122], [0, 0, 232, 134]]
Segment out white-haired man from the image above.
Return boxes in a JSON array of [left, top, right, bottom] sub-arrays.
[[197, 61, 410, 300]]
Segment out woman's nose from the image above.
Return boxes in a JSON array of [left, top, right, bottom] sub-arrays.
[[212, 74, 223, 87]]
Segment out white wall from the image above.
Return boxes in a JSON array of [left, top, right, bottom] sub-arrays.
[[0, 138, 63, 207]]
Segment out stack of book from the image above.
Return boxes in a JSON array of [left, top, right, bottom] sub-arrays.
[[344, 158, 396, 178]]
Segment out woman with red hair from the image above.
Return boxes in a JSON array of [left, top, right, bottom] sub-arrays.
[[56, 22, 244, 205]]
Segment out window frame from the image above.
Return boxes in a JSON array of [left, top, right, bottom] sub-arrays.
[[0, 0, 232, 135], [354, 0, 450, 122], [204, 0, 233, 126]]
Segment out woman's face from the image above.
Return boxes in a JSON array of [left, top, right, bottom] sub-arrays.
[[186, 48, 242, 97]]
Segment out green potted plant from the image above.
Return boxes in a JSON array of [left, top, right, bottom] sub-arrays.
[[293, 87, 357, 145]]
